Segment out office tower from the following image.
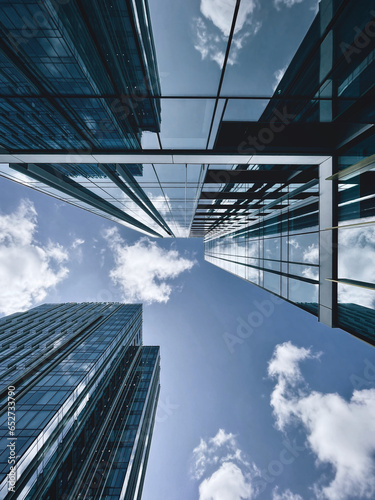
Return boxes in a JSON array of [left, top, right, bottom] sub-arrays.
[[0, 0, 171, 238], [0, 303, 160, 499], [201, 0, 375, 346], [0, 0, 374, 343]]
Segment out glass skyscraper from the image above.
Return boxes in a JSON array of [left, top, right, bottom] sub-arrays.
[[0, 0, 170, 238], [202, 0, 375, 345], [0, 303, 160, 499], [0, 0, 374, 344]]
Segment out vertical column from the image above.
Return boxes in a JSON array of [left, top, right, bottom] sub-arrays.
[[319, 0, 333, 122], [319, 157, 336, 327], [318, 0, 335, 327]]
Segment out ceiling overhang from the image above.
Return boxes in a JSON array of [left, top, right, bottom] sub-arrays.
[[0, 152, 330, 165]]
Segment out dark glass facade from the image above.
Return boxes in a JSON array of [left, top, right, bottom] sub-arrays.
[[202, 0, 375, 346], [0, 303, 160, 499], [0, 0, 161, 151], [0, 0, 172, 238]]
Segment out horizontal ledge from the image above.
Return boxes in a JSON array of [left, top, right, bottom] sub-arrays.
[[200, 191, 317, 200], [326, 153, 375, 181], [0, 94, 358, 100], [0, 152, 330, 165], [204, 170, 319, 185], [323, 219, 375, 230], [326, 278, 375, 291]]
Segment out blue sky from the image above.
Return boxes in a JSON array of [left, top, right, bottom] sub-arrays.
[[1, 0, 375, 499]]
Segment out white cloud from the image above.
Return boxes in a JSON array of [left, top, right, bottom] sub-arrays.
[[191, 429, 252, 479], [302, 266, 319, 281], [211, 428, 237, 448], [199, 462, 255, 500], [274, 0, 304, 10], [337, 224, 375, 308], [192, 438, 210, 480], [71, 238, 85, 249], [273, 65, 287, 91], [194, 17, 227, 68], [268, 342, 314, 388], [268, 342, 375, 500], [104, 227, 195, 304], [201, 0, 256, 36], [287, 239, 300, 249], [303, 243, 319, 264], [272, 487, 303, 500], [0, 200, 69, 315], [193, 0, 260, 68], [192, 429, 259, 500], [71, 238, 85, 263], [268, 341, 316, 429]]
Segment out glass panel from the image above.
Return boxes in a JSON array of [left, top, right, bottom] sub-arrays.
[[338, 222, 375, 293], [223, 99, 269, 121], [264, 237, 280, 260], [208, 99, 226, 149], [159, 99, 215, 148], [141, 132, 160, 149], [245, 265, 260, 285], [148, 0, 227, 95], [338, 166, 375, 224], [220, 1, 317, 96], [289, 263, 318, 281], [264, 271, 280, 295], [289, 278, 318, 304], [337, 288, 375, 343], [281, 276, 288, 298], [287, 233, 319, 264]]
